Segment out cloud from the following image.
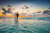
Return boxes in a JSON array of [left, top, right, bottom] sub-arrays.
[[1, 7, 14, 16], [42, 10, 50, 15], [27, 10, 29, 12], [32, 13, 35, 16], [21, 13, 26, 16], [22, 7, 24, 9], [26, 7, 29, 9], [48, 7, 50, 9], [36, 11, 41, 13], [1, 7, 7, 12], [13, 8, 15, 10], [7, 8, 12, 13], [28, 15, 32, 16], [22, 7, 29, 9], [7, 5, 12, 7]]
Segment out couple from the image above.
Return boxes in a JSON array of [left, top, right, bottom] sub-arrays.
[[15, 12, 19, 19]]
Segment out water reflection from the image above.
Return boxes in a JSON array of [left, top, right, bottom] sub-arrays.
[[14, 20, 19, 28], [15, 20, 18, 23]]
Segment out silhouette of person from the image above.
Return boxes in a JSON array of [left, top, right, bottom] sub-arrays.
[[15, 12, 19, 19]]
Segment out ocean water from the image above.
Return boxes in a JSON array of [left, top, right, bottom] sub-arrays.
[[0, 17, 50, 33]]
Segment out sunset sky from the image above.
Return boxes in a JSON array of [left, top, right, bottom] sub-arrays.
[[0, 0, 50, 17]]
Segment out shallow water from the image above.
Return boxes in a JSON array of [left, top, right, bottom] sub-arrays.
[[0, 17, 50, 33]]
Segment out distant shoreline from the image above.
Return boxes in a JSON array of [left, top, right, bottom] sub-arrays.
[[0, 16, 50, 18]]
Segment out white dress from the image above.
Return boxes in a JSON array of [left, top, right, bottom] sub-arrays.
[[14, 14, 18, 19]]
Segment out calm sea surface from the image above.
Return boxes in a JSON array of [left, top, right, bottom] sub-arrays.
[[0, 17, 50, 33]]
